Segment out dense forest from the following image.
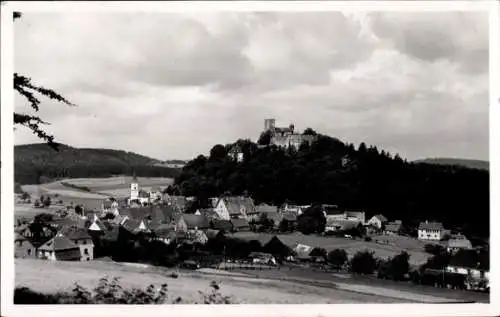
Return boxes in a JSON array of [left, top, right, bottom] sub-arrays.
[[413, 158, 489, 171], [173, 134, 489, 238], [14, 143, 181, 184]]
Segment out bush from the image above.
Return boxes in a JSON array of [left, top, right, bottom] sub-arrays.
[[350, 250, 377, 275], [424, 243, 446, 256], [14, 277, 231, 304], [364, 236, 372, 242], [327, 249, 348, 269]]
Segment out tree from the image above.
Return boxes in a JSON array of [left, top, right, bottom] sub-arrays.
[[43, 196, 52, 207], [257, 130, 272, 146], [350, 250, 377, 275], [303, 128, 317, 136], [309, 247, 327, 260], [21, 192, 31, 202], [14, 182, 24, 194], [75, 205, 83, 215], [327, 249, 348, 269], [387, 251, 410, 281], [209, 145, 227, 160], [13, 12, 75, 151]]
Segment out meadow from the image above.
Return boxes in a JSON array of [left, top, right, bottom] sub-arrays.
[[229, 232, 434, 266], [16, 258, 439, 304]]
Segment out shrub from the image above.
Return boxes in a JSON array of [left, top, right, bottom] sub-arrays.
[[364, 236, 372, 242], [14, 277, 230, 304], [327, 249, 348, 269], [350, 250, 377, 275]]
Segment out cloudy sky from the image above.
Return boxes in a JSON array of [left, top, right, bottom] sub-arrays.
[[14, 11, 489, 161]]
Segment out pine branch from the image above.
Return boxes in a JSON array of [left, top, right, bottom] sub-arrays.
[[13, 113, 59, 151]]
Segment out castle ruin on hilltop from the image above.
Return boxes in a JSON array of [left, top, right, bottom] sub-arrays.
[[264, 119, 317, 149]]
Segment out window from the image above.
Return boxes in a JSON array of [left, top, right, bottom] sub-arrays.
[[27, 249, 31, 255], [84, 248, 89, 255], [83, 240, 87, 245]]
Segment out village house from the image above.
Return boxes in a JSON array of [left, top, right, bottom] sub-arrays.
[[176, 214, 210, 233], [447, 234, 473, 254], [344, 211, 366, 224], [282, 203, 309, 216], [210, 219, 233, 232], [164, 195, 188, 213], [228, 144, 244, 163], [121, 218, 149, 235], [37, 233, 82, 261], [325, 218, 360, 233], [366, 214, 388, 229], [418, 221, 445, 241], [150, 223, 176, 244], [384, 220, 403, 235], [60, 226, 95, 261], [230, 218, 250, 232], [14, 233, 36, 259], [446, 249, 489, 289], [214, 196, 256, 220], [101, 199, 119, 216]]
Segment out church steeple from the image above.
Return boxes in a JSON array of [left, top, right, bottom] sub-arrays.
[[130, 170, 139, 200]]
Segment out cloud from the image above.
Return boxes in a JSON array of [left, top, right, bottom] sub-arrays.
[[13, 10, 489, 161]]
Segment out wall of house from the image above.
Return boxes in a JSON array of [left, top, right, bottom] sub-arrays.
[[418, 229, 443, 240], [74, 239, 94, 261], [38, 250, 56, 261], [214, 201, 230, 220], [176, 218, 188, 232], [368, 217, 382, 229], [14, 240, 36, 259]]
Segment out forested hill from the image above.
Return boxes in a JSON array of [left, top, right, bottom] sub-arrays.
[[414, 158, 489, 171], [14, 143, 181, 184], [173, 135, 490, 238]]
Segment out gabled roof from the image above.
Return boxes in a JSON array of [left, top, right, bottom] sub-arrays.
[[371, 214, 387, 222], [14, 232, 27, 242], [180, 214, 210, 230], [448, 237, 472, 249], [151, 224, 175, 237], [282, 212, 297, 222], [47, 218, 86, 229], [260, 211, 282, 224], [385, 222, 402, 232], [345, 211, 365, 219], [230, 218, 250, 229], [38, 234, 79, 251], [326, 218, 360, 230], [419, 221, 444, 230], [255, 203, 278, 214], [205, 229, 223, 240], [122, 219, 148, 234], [211, 219, 233, 231], [120, 207, 151, 220], [150, 205, 177, 223], [220, 196, 256, 216], [60, 226, 91, 240]]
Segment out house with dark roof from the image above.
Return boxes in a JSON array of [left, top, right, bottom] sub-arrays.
[[214, 196, 256, 220], [60, 226, 94, 261], [230, 218, 250, 232], [121, 218, 149, 235], [210, 219, 233, 232], [164, 196, 188, 213], [366, 214, 388, 229], [446, 249, 489, 286], [14, 233, 36, 259], [447, 234, 473, 254], [176, 214, 210, 232], [150, 223, 176, 244], [384, 221, 403, 235], [418, 221, 445, 241], [344, 211, 366, 224], [249, 203, 280, 223], [37, 234, 82, 261]]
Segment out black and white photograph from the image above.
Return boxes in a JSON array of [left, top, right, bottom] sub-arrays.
[[1, 1, 498, 316]]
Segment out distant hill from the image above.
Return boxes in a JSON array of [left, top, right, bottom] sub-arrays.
[[414, 158, 489, 171], [15, 143, 181, 185]]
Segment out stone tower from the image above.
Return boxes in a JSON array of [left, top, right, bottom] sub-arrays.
[[264, 118, 276, 132]]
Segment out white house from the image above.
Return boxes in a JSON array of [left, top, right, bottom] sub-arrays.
[[418, 221, 445, 241], [127, 176, 150, 206], [445, 249, 489, 289], [366, 214, 388, 229]]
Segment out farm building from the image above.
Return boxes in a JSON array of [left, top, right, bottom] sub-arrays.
[[446, 249, 489, 285], [14, 233, 36, 259], [37, 234, 82, 261], [366, 214, 388, 229], [344, 211, 366, 223], [447, 234, 473, 254], [230, 218, 250, 232], [214, 196, 256, 220], [211, 219, 233, 232], [384, 220, 403, 235], [325, 218, 360, 232], [176, 214, 210, 232], [418, 221, 445, 241], [60, 226, 95, 261]]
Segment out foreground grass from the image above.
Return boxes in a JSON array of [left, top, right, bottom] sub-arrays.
[[16, 259, 418, 303]]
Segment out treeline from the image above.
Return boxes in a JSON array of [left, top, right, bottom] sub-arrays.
[[14, 143, 181, 184], [174, 135, 489, 238], [15, 163, 181, 185]]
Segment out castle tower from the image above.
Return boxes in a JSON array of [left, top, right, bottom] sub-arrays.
[[264, 118, 276, 131], [130, 172, 139, 200]]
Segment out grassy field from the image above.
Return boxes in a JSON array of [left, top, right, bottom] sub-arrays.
[[15, 259, 429, 304], [18, 177, 174, 209], [229, 232, 433, 266]]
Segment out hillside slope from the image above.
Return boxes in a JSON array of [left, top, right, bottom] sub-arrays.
[[414, 158, 489, 171], [15, 143, 181, 184]]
